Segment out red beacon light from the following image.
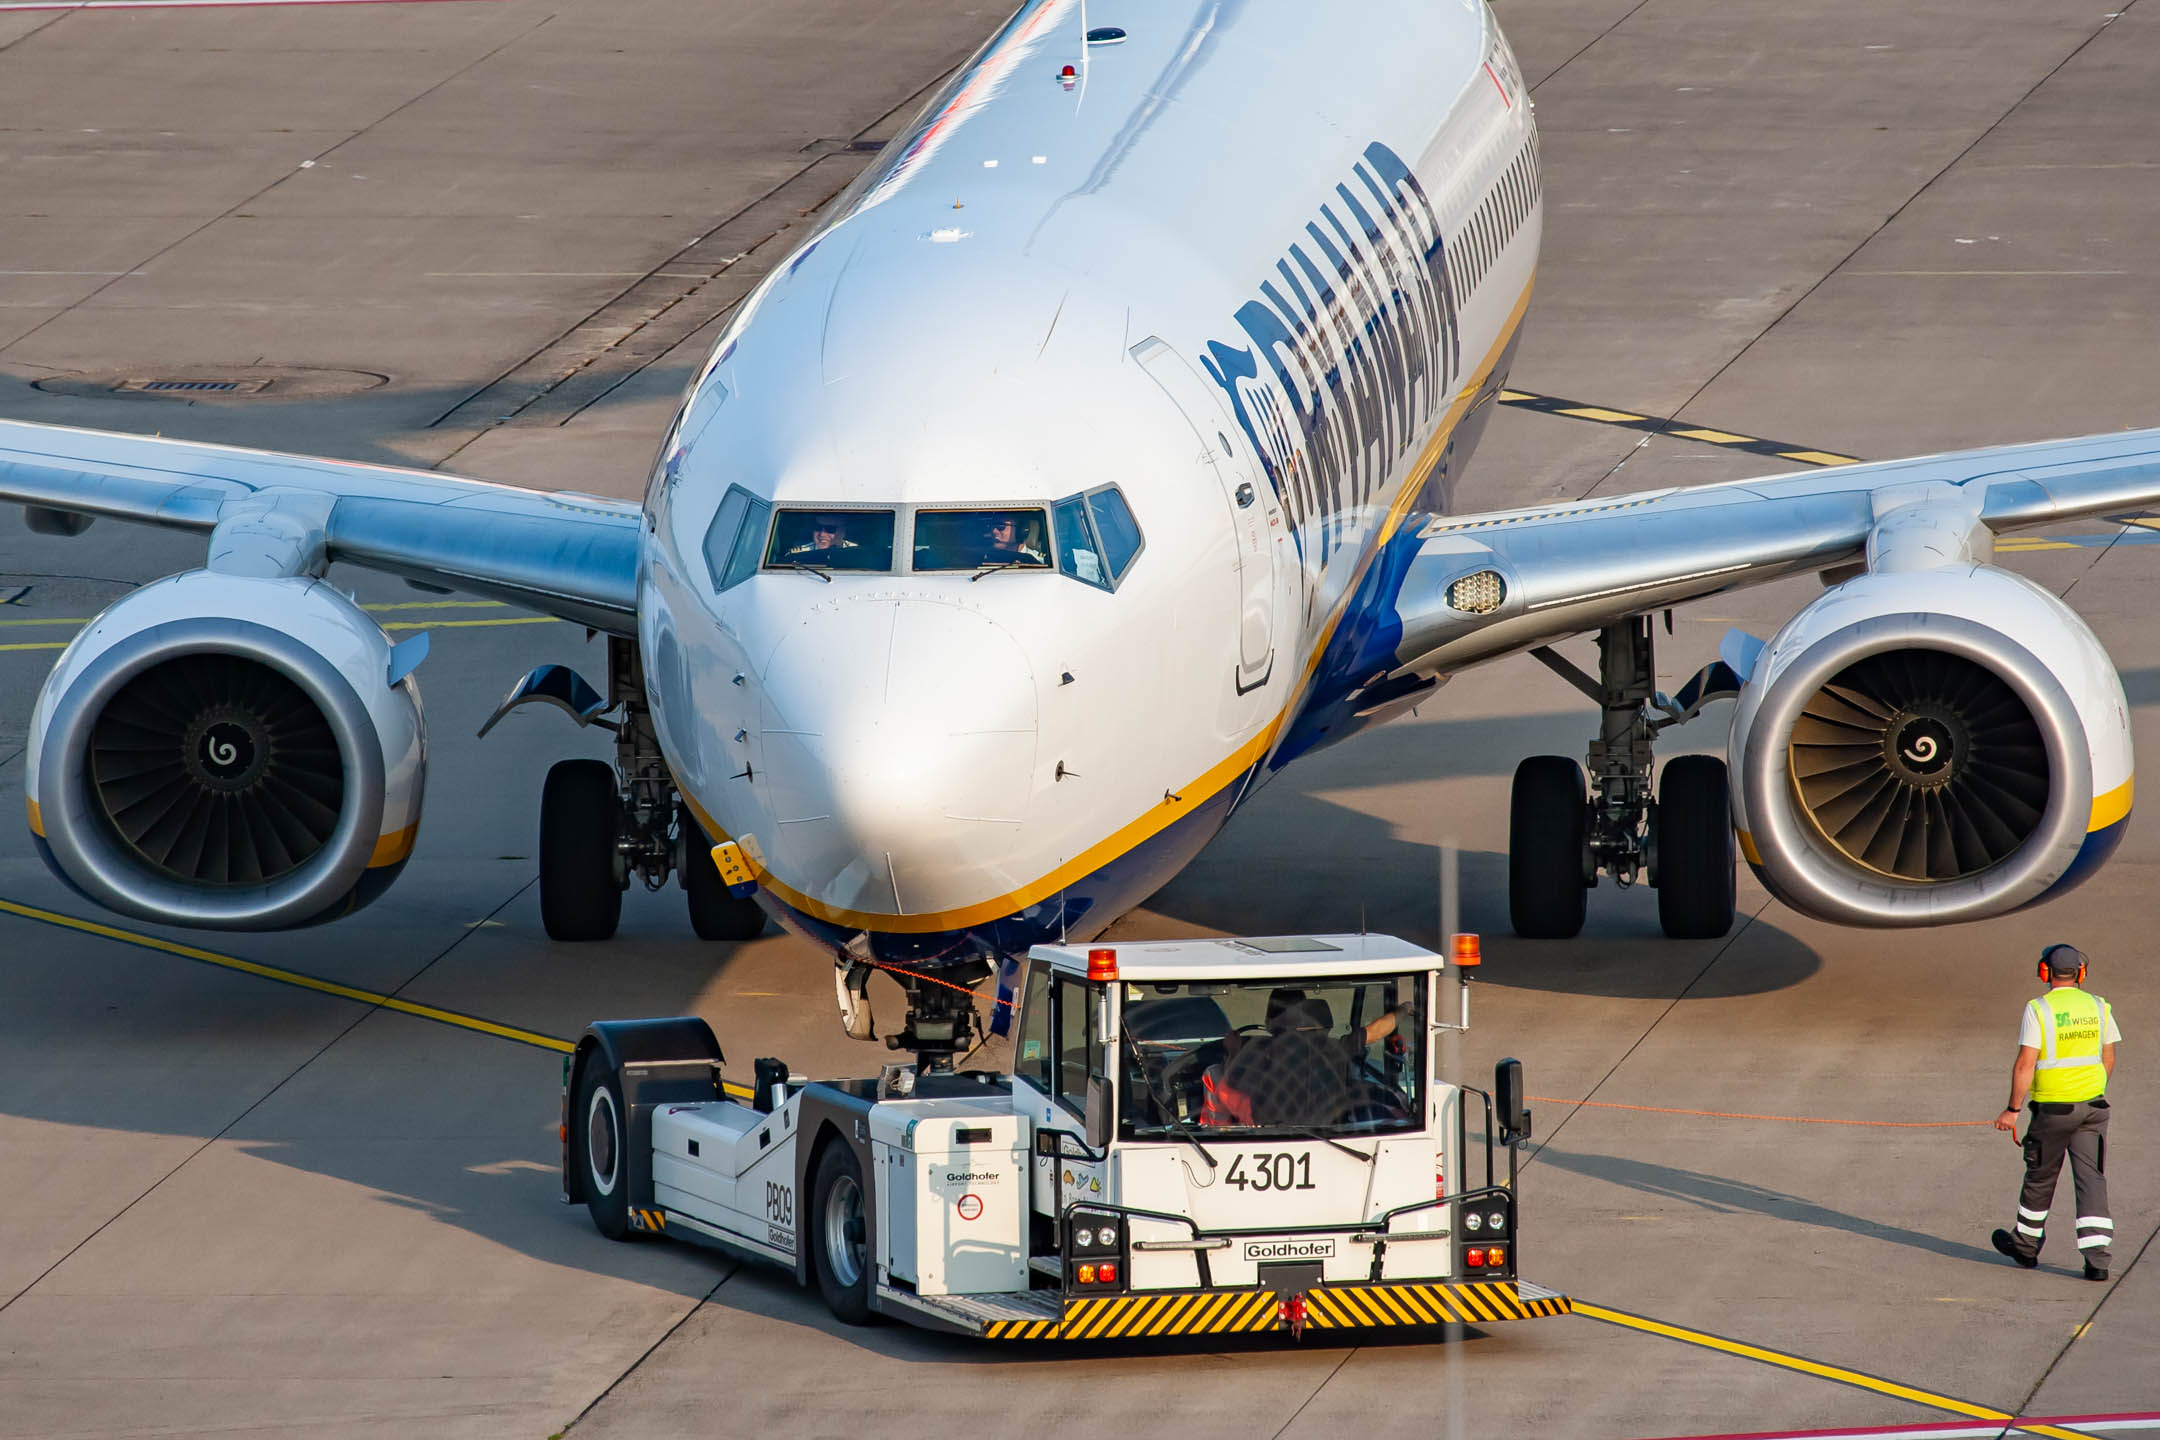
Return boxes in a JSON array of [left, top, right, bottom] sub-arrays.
[[1087, 948, 1118, 982], [1450, 933, 1482, 969], [1058, 63, 1078, 91]]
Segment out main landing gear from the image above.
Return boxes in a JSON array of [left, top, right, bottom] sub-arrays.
[[528, 636, 765, 943], [1510, 615, 1738, 941]]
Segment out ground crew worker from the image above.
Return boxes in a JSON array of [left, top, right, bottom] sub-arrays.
[[1991, 944, 2119, 1280]]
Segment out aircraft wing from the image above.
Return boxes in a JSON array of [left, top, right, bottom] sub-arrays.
[[1384, 423, 2160, 680], [0, 419, 643, 634]]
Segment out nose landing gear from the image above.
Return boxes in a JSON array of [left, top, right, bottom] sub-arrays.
[[1509, 615, 1739, 941]]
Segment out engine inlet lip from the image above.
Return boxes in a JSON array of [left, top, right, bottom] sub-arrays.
[[1741, 613, 2089, 928], [38, 619, 385, 929]]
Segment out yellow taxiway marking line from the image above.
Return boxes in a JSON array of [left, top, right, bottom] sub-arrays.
[[0, 641, 69, 651], [0, 897, 576, 1053], [0, 600, 508, 627], [0, 897, 757, 1098], [1574, 1301, 2096, 1440]]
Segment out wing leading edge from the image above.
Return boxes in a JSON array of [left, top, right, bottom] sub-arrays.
[[0, 419, 642, 634], [1383, 424, 2160, 681]]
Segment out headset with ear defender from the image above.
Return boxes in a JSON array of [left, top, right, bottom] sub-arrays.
[[2039, 944, 2088, 986]]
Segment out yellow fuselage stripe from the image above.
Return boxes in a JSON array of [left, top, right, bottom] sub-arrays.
[[1572, 1302, 2095, 1440], [698, 277, 1539, 934]]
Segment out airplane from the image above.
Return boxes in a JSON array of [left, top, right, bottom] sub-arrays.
[[4, 0, 2155, 1062]]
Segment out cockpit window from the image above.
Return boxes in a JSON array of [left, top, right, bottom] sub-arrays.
[[1052, 485, 1143, 590], [764, 509, 896, 572], [913, 508, 1052, 571], [703, 484, 770, 592]]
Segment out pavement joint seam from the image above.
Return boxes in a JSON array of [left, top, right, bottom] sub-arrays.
[[0, 874, 538, 1318], [2010, 1217, 2158, 1423], [1523, 0, 1658, 94], [558, 1261, 741, 1437], [1267, 1343, 1359, 1440], [0, 2, 572, 361], [1558, 1, 2139, 508], [1519, 895, 1770, 1170]]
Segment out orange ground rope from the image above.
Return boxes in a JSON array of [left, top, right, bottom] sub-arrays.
[[1529, 1096, 1990, 1129]]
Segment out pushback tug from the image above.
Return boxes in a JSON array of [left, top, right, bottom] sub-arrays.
[[562, 933, 1568, 1341]]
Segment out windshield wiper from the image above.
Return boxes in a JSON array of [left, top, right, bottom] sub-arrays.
[[776, 560, 831, 582], [1283, 1127, 1375, 1164], [969, 559, 1024, 581]]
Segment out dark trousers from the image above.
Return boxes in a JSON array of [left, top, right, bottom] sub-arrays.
[[2010, 1100, 2111, 1266]]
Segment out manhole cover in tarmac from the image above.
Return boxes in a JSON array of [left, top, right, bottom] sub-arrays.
[[33, 366, 388, 401]]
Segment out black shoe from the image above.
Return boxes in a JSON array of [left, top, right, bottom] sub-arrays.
[[2084, 1261, 2108, 1282], [1993, 1229, 2040, 1269]]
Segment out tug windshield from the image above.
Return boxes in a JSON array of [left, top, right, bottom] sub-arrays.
[[1118, 974, 1424, 1139]]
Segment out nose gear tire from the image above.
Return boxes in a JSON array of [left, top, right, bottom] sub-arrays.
[[541, 759, 623, 941], [812, 1142, 875, 1325], [1654, 755, 1736, 939], [1510, 756, 1590, 939], [680, 804, 766, 941]]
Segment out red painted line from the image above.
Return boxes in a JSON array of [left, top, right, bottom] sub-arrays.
[[0, 0, 497, 12], [1637, 1410, 2160, 1440]]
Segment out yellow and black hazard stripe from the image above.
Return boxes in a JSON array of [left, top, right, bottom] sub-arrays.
[[1497, 390, 1860, 468], [986, 1288, 1280, 1341], [1302, 1279, 1569, 1330], [983, 1280, 1567, 1340], [628, 1208, 667, 1233]]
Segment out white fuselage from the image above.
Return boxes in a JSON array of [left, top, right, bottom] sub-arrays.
[[636, 0, 1541, 956]]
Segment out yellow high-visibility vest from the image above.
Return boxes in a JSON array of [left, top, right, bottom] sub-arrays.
[[2029, 988, 2111, 1103]]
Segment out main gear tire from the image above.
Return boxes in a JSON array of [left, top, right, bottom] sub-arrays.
[[1655, 754, 1737, 940], [1510, 755, 1589, 939], [540, 759, 623, 942]]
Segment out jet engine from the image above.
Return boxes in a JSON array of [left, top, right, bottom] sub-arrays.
[[25, 570, 427, 929], [1728, 565, 2132, 927]]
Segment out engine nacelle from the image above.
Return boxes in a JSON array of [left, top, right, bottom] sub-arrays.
[[25, 571, 427, 929], [1729, 565, 2132, 927]]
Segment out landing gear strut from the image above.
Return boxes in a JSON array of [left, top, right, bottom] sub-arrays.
[[1510, 615, 1737, 941], [535, 636, 762, 942], [833, 944, 991, 1070]]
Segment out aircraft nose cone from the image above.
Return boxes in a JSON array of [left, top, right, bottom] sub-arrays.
[[754, 599, 1039, 918]]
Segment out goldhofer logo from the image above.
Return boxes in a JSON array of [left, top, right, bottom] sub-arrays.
[[1243, 1239, 1335, 1261]]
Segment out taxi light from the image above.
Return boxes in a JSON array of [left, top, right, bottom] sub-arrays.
[[1077, 1263, 1097, 1284], [1087, 948, 1118, 981], [1450, 933, 1482, 968], [1464, 1247, 1486, 1268], [1098, 1262, 1118, 1285], [1486, 1245, 1506, 1268]]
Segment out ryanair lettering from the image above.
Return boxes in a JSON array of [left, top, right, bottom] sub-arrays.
[[1202, 140, 1461, 564]]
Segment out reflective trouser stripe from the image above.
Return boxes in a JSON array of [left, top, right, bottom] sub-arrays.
[[2018, 1206, 2050, 1223], [2016, 1222, 2046, 1239], [2078, 1235, 2110, 1249], [2077, 1217, 2113, 1230]]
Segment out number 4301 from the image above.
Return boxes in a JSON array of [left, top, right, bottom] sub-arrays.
[[1224, 1152, 1314, 1191]]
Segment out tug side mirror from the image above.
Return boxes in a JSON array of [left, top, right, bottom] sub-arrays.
[[1084, 1075, 1112, 1152], [1495, 1057, 1531, 1145]]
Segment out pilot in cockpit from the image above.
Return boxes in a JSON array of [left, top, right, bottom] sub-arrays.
[[981, 513, 1046, 565], [785, 514, 856, 559]]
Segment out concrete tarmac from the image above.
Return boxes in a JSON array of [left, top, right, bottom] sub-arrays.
[[1, 1, 2155, 1436]]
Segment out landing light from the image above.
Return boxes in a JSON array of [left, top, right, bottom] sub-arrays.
[[1087, 948, 1118, 981]]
